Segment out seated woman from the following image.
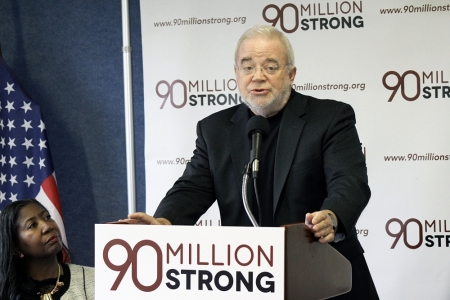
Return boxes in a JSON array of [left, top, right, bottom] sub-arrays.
[[0, 199, 94, 300]]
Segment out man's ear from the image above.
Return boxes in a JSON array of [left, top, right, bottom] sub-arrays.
[[289, 66, 297, 83]]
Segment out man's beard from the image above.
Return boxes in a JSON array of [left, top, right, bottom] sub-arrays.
[[241, 81, 292, 117]]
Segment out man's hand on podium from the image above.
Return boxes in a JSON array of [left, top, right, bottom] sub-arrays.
[[305, 210, 337, 244], [117, 212, 172, 225]]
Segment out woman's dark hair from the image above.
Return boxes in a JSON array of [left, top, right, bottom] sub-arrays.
[[0, 199, 68, 300]]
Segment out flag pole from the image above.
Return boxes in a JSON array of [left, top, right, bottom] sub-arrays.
[[121, 0, 136, 214]]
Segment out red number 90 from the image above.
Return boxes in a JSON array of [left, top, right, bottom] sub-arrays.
[[382, 70, 420, 102], [103, 239, 163, 292], [262, 4, 299, 33], [156, 80, 187, 109], [385, 218, 422, 249]]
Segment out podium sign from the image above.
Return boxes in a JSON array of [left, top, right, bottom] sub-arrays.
[[95, 224, 285, 299]]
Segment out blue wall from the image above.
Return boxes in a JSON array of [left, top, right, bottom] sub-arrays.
[[0, 0, 145, 266]]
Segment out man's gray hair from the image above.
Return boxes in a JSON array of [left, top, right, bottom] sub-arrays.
[[234, 25, 295, 69]]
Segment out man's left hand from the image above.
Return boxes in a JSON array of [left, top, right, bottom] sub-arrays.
[[305, 210, 336, 244]]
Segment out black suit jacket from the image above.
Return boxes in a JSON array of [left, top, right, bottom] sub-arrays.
[[155, 90, 370, 261]]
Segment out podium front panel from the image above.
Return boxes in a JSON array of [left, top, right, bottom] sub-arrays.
[[95, 224, 285, 299]]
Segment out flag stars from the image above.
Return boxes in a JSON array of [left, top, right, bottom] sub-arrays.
[[38, 139, 47, 150], [7, 138, 16, 149], [38, 120, 46, 132], [4, 82, 15, 94], [24, 175, 35, 187], [8, 156, 17, 168], [9, 193, 17, 202], [23, 156, 34, 168], [21, 119, 33, 132], [21, 101, 32, 113], [22, 138, 34, 150], [5, 101, 15, 112], [39, 157, 46, 169], [1, 64, 59, 211], [0, 173, 6, 184], [9, 174, 18, 186], [6, 119, 15, 131]]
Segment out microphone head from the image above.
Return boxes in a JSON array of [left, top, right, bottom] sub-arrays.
[[246, 115, 270, 139]]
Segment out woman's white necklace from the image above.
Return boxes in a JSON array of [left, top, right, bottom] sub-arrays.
[[37, 263, 64, 300]]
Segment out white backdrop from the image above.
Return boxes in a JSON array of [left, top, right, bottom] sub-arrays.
[[141, 0, 450, 298]]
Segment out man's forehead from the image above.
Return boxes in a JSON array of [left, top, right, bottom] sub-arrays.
[[237, 37, 285, 62]]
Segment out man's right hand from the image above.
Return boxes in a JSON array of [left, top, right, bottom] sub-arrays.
[[119, 212, 172, 225]]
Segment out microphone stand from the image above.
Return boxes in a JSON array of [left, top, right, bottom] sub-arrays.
[[242, 163, 260, 227], [243, 116, 270, 227]]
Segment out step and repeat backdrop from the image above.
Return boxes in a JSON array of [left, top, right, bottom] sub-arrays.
[[140, 0, 450, 298]]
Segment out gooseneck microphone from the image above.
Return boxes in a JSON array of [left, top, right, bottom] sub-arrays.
[[242, 115, 270, 227], [246, 116, 270, 179]]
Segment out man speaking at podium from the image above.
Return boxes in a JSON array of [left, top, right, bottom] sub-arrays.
[[126, 25, 378, 299]]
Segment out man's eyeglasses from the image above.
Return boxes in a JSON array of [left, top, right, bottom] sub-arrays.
[[237, 64, 286, 75]]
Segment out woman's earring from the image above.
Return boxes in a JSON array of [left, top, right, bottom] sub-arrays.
[[13, 250, 24, 258]]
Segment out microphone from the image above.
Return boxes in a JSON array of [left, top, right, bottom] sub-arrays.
[[246, 116, 270, 179]]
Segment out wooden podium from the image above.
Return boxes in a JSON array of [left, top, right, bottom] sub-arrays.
[[284, 223, 351, 299], [95, 223, 351, 299]]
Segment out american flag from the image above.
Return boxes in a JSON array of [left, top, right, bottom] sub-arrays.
[[0, 56, 67, 246]]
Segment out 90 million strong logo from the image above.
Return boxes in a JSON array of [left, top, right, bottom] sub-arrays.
[[102, 238, 278, 293], [386, 218, 450, 249], [156, 79, 240, 109], [382, 70, 449, 102], [262, 2, 364, 33]]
